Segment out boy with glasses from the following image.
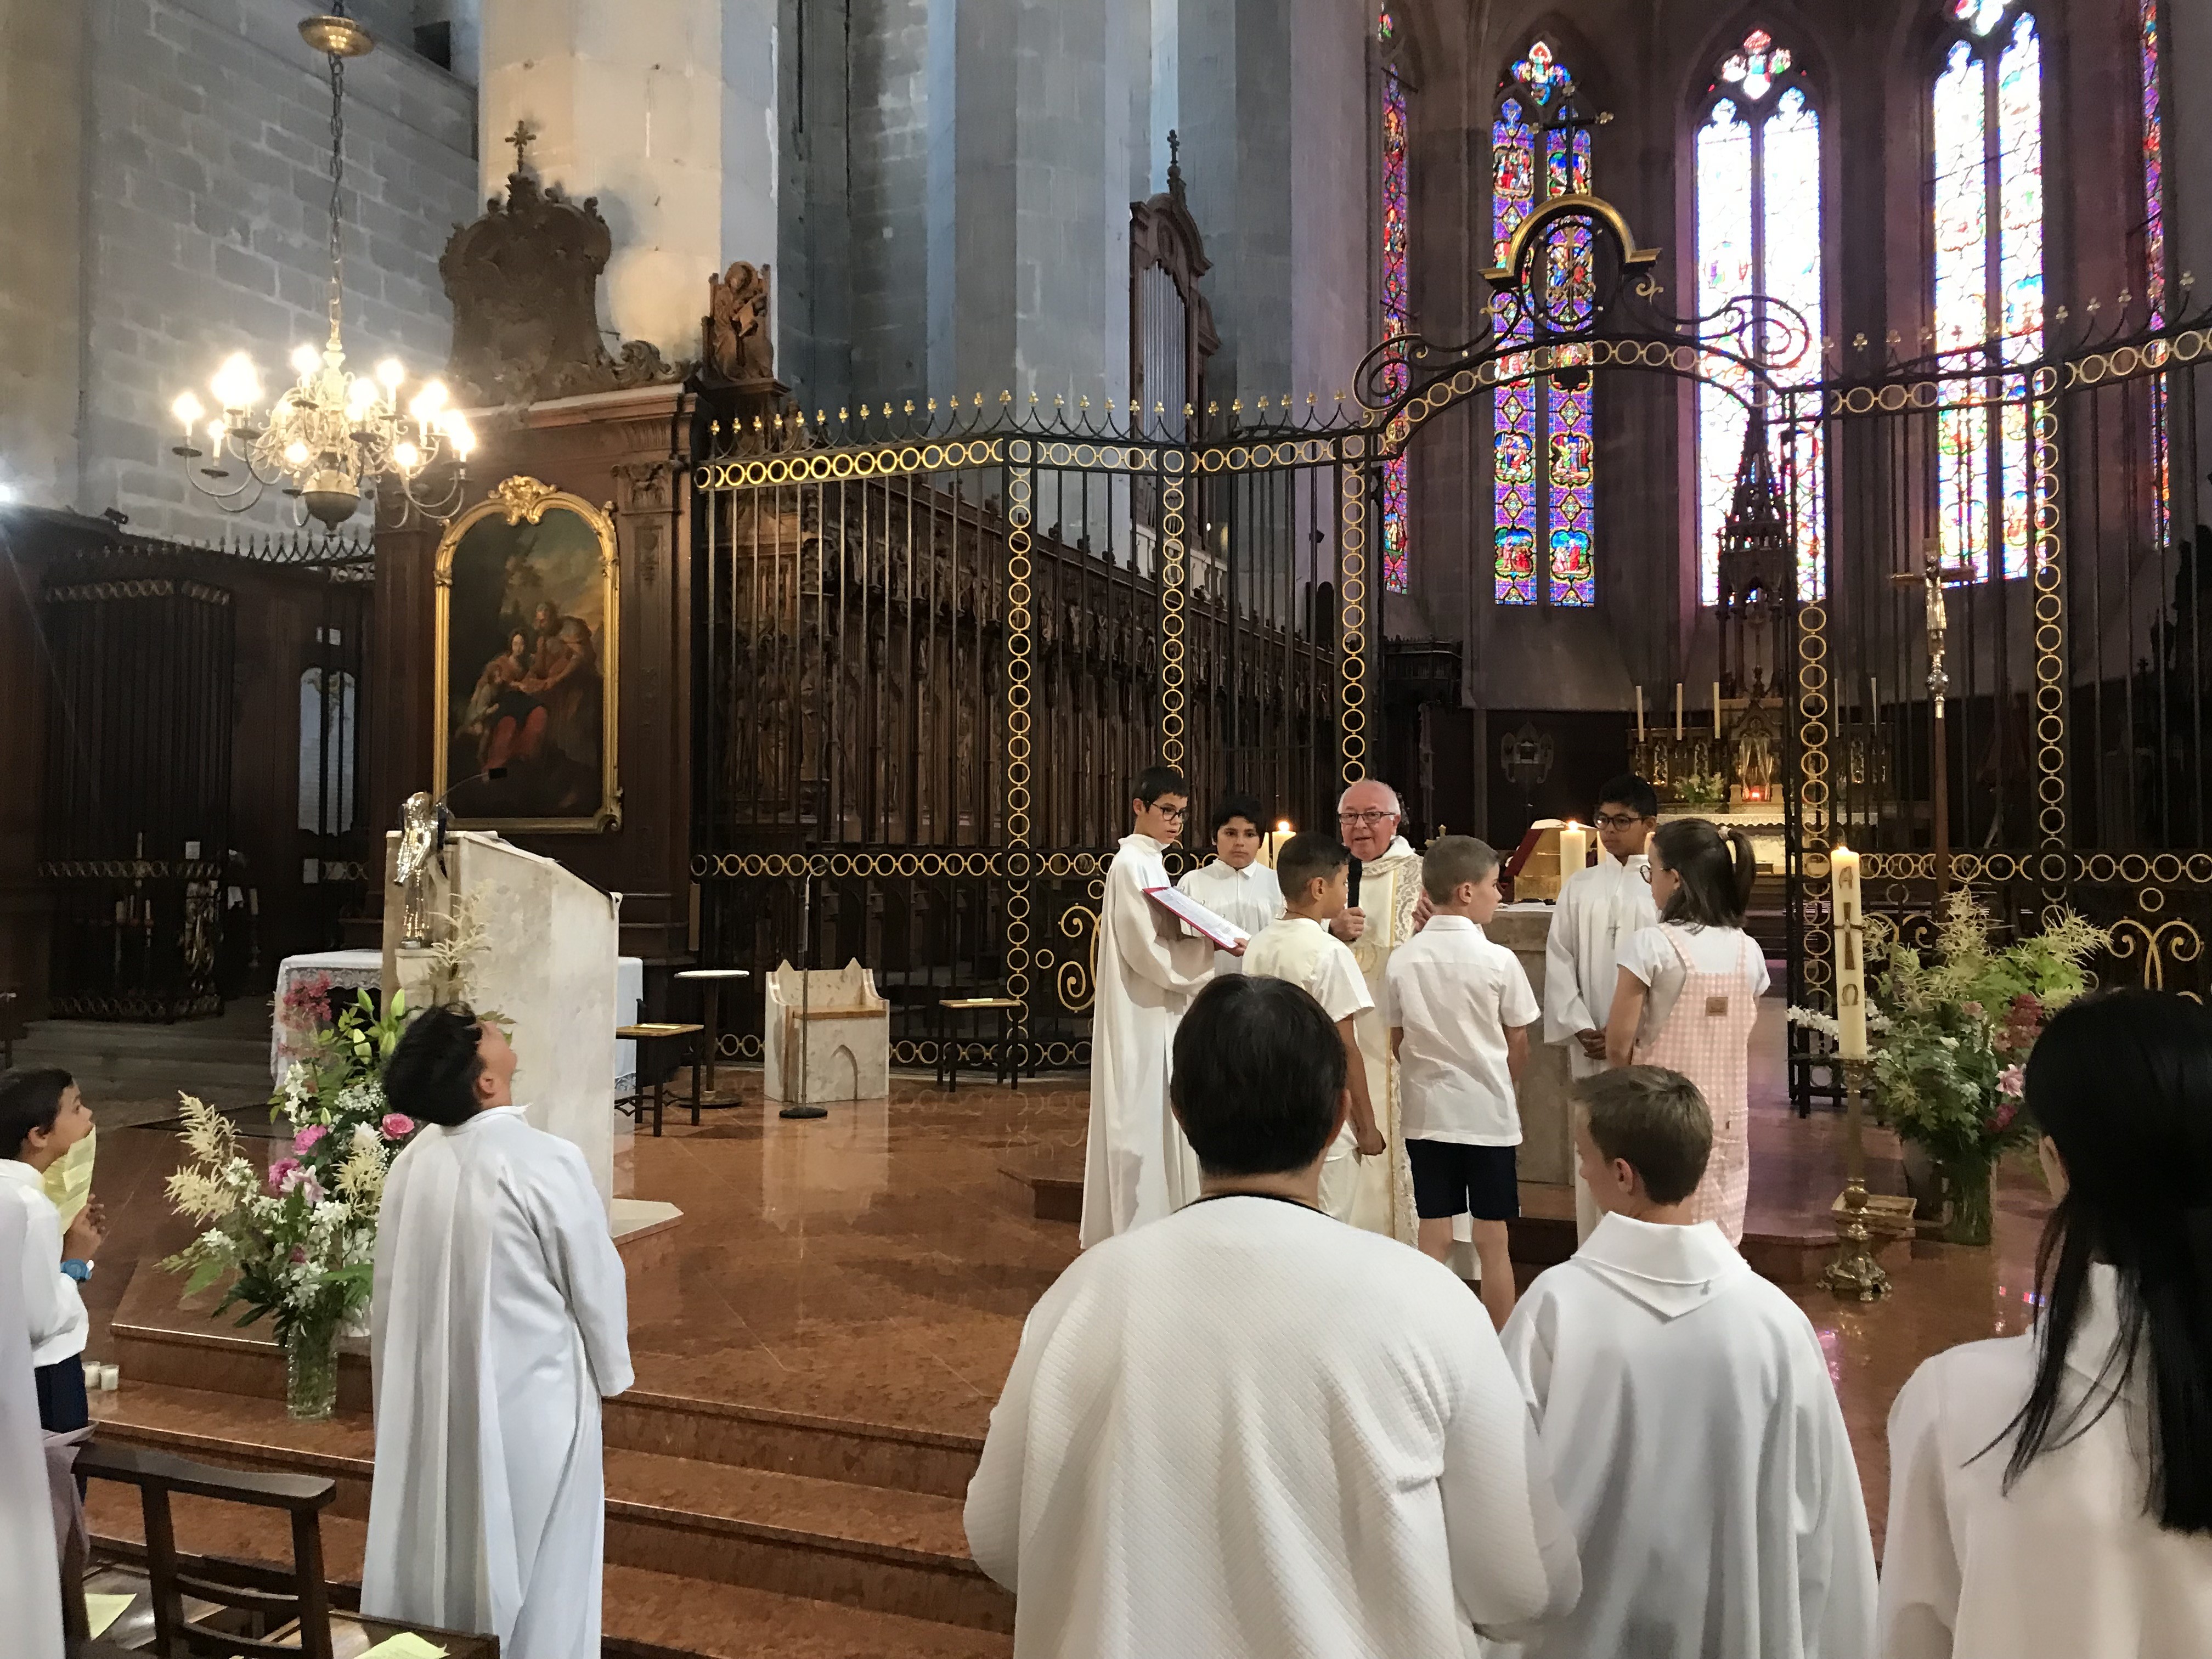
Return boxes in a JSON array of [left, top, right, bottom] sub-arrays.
[[1542, 774, 1660, 1239], [1080, 766, 1229, 1246]]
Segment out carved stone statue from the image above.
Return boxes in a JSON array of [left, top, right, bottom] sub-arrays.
[[395, 791, 441, 947], [439, 161, 691, 407], [704, 262, 777, 384]]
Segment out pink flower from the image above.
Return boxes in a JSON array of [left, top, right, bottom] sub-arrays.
[[1999, 1064, 2025, 1100], [1991, 1099, 2019, 1133], [290, 1247, 307, 1264], [380, 1113, 416, 1140], [1963, 1001, 1985, 1019], [266, 1156, 301, 1192], [291, 1125, 328, 1154]]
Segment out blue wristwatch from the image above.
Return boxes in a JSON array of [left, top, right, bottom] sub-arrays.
[[61, 1258, 93, 1284]]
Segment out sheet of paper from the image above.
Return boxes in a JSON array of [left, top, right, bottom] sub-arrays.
[[83, 1593, 134, 1639], [1143, 885, 1250, 950], [358, 1635, 448, 1659]]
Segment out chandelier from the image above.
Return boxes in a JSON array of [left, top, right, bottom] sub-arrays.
[[168, 10, 471, 529]]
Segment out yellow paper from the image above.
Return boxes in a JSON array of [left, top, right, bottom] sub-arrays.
[[359, 1634, 448, 1659], [83, 1592, 133, 1639], [44, 1125, 97, 1228]]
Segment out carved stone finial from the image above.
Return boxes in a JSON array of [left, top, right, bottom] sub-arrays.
[[1166, 127, 1185, 203], [703, 261, 777, 385], [506, 119, 539, 174]]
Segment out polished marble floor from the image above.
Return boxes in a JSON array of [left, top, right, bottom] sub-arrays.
[[81, 1055, 2048, 1557]]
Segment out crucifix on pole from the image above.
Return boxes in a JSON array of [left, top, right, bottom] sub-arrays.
[[1891, 540, 1976, 895]]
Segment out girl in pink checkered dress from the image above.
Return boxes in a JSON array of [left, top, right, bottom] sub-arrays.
[[1601, 821, 1766, 1243]]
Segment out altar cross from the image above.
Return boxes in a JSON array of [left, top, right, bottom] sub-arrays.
[[1891, 541, 1977, 894], [505, 120, 539, 174]]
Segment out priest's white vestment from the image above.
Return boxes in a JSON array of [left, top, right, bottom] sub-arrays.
[[0, 1198, 64, 1659], [1346, 835, 1423, 1243], [1542, 850, 1657, 1238], [1080, 834, 1217, 1247], [968, 1195, 1581, 1659], [1496, 1213, 1876, 1659], [363, 1105, 634, 1659]]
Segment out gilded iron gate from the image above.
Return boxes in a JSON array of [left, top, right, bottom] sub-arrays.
[[693, 405, 1377, 1068]]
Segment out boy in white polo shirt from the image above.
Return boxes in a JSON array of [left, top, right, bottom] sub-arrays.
[[1385, 836, 1538, 1328], [1243, 833, 1383, 1221]]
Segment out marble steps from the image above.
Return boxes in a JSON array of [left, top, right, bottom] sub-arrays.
[[89, 1382, 1012, 1638], [84, 1486, 1009, 1658]]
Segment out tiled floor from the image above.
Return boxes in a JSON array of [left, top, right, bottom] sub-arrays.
[[82, 1039, 2046, 1562]]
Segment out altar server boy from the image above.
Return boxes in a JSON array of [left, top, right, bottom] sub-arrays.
[[1497, 1066, 1876, 1659], [1, 1067, 105, 1434], [1243, 832, 1384, 1218], [967, 973, 1581, 1659], [1081, 766, 1226, 1246], [1543, 773, 1659, 1237], [1176, 794, 1283, 973], [1383, 836, 1537, 1329]]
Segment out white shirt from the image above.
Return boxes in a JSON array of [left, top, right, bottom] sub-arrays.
[[0, 1159, 87, 1368], [1500, 1213, 1876, 1659], [1177, 857, 1284, 973], [1243, 915, 1374, 1024], [1, 1195, 65, 1658], [966, 1195, 1581, 1659], [1879, 1263, 2212, 1659], [1618, 922, 1770, 1044], [1381, 916, 1539, 1146]]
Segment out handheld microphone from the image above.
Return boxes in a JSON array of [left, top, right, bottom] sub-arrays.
[[1346, 856, 1363, 909]]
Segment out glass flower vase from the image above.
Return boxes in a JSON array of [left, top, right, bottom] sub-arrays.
[[1940, 1155, 1995, 1248], [284, 1319, 341, 1421]]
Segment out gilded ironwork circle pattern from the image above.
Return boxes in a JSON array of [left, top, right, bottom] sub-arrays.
[[1339, 468, 1368, 785]]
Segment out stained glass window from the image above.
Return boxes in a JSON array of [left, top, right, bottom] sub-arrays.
[[2142, 0, 2170, 549], [1694, 31, 1824, 603], [1492, 41, 1597, 606], [1932, 3, 2044, 583], [1380, 9, 1412, 594]]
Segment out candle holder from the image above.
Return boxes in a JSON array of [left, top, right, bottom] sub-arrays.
[[1821, 1056, 1893, 1302]]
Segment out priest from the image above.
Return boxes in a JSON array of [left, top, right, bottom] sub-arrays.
[[1080, 766, 1226, 1246], [1543, 772, 1660, 1238], [363, 1006, 634, 1659], [1328, 777, 1426, 1241], [0, 1198, 64, 1659]]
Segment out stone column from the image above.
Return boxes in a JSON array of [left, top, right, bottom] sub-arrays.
[[477, 0, 778, 361], [0, 0, 87, 509]]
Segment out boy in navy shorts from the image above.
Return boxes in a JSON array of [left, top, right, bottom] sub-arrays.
[[1383, 837, 1538, 1329]]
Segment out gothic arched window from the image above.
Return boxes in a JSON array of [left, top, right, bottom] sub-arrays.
[[1693, 27, 1824, 603], [1491, 40, 1597, 607], [2140, 0, 2171, 545], [1379, 8, 1413, 594], [1932, 1, 2044, 583]]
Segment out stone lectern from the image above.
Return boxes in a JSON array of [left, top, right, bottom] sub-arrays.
[[382, 830, 619, 1209]]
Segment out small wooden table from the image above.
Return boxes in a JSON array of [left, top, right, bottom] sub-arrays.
[[616, 1022, 704, 1135], [673, 967, 750, 1095], [935, 997, 1027, 1091]]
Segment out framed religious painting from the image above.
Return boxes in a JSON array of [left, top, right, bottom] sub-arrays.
[[432, 475, 621, 831]]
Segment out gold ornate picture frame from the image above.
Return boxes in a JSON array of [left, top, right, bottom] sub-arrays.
[[433, 475, 621, 832]]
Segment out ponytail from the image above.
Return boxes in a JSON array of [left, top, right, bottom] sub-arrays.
[[1651, 818, 1753, 929]]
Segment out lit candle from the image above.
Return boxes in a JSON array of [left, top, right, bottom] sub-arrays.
[[1831, 843, 1867, 1059], [1556, 821, 1590, 889], [1675, 682, 1684, 741], [1635, 686, 1646, 741]]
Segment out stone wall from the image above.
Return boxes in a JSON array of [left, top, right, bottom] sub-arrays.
[[75, 0, 476, 540]]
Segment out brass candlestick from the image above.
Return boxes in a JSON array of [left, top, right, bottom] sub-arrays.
[[1822, 1056, 1892, 1302]]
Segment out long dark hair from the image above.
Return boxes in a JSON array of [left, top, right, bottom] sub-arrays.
[[1995, 990, 2212, 1531], [1650, 819, 1755, 929]]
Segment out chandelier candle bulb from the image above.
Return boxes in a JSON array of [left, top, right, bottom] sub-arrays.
[[1557, 821, 1590, 884], [1831, 843, 1866, 1059], [171, 391, 203, 433]]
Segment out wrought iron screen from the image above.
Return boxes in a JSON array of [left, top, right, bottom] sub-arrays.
[[693, 404, 1375, 1068]]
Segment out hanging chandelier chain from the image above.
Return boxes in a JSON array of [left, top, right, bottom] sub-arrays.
[[326, 48, 346, 347]]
